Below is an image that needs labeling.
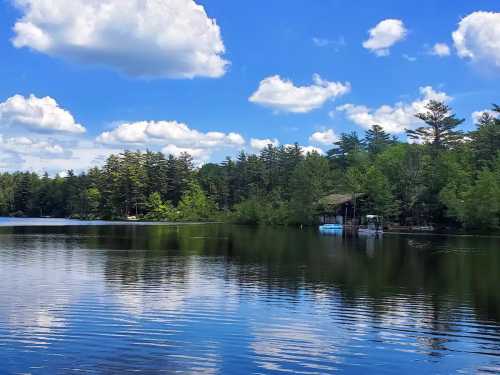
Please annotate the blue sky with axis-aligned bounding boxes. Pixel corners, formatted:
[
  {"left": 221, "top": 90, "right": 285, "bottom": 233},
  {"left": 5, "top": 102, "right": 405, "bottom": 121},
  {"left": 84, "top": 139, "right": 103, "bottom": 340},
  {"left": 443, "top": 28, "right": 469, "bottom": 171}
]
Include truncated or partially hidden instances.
[{"left": 0, "top": 0, "right": 498, "bottom": 173}]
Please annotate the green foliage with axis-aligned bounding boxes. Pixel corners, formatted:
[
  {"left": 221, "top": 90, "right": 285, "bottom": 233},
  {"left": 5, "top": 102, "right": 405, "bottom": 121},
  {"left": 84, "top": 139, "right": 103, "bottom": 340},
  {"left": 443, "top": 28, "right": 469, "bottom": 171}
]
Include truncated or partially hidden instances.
[
  {"left": 440, "top": 167, "right": 500, "bottom": 229},
  {"left": 407, "top": 100, "right": 464, "bottom": 150},
  {"left": 0, "top": 101, "right": 497, "bottom": 231},
  {"left": 177, "top": 181, "right": 217, "bottom": 222},
  {"left": 365, "top": 124, "right": 394, "bottom": 157},
  {"left": 289, "top": 152, "right": 332, "bottom": 224},
  {"left": 328, "top": 132, "right": 366, "bottom": 170},
  {"left": 374, "top": 144, "right": 426, "bottom": 223},
  {"left": 231, "top": 198, "right": 262, "bottom": 224},
  {"left": 464, "top": 169, "right": 500, "bottom": 229},
  {"left": 78, "top": 187, "right": 101, "bottom": 219},
  {"left": 439, "top": 183, "right": 469, "bottom": 224},
  {"left": 469, "top": 106, "right": 500, "bottom": 168},
  {"left": 362, "top": 167, "right": 399, "bottom": 219},
  {"left": 231, "top": 196, "right": 290, "bottom": 225},
  {"left": 144, "top": 192, "right": 175, "bottom": 221}
]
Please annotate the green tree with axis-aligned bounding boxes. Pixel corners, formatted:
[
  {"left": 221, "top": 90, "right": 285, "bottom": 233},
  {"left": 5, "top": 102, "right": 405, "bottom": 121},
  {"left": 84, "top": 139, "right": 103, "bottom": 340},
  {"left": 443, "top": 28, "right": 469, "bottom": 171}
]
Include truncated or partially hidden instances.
[
  {"left": 328, "top": 132, "right": 366, "bottom": 170},
  {"left": 232, "top": 198, "right": 265, "bottom": 225},
  {"left": 374, "top": 144, "right": 426, "bottom": 224},
  {"left": 144, "top": 192, "right": 175, "bottom": 221},
  {"left": 13, "top": 172, "right": 35, "bottom": 215},
  {"left": 289, "top": 152, "right": 332, "bottom": 224},
  {"left": 407, "top": 100, "right": 464, "bottom": 150},
  {"left": 364, "top": 125, "right": 394, "bottom": 157},
  {"left": 166, "top": 153, "right": 194, "bottom": 205},
  {"left": 464, "top": 169, "right": 500, "bottom": 229},
  {"left": 144, "top": 151, "right": 169, "bottom": 200},
  {"left": 82, "top": 187, "right": 101, "bottom": 218},
  {"left": 362, "top": 166, "right": 399, "bottom": 219},
  {"left": 177, "top": 181, "right": 216, "bottom": 221},
  {"left": 469, "top": 105, "right": 500, "bottom": 168}
]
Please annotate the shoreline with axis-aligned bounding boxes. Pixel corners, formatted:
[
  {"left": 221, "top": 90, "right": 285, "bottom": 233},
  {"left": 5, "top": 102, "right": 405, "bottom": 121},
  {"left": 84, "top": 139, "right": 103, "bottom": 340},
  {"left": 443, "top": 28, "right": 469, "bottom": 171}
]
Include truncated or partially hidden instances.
[{"left": 0, "top": 217, "right": 499, "bottom": 237}]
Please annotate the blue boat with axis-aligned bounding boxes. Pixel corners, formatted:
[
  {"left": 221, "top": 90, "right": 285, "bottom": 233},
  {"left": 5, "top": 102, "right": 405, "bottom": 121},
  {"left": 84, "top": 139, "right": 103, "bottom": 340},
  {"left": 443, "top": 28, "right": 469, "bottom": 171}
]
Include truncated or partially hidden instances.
[{"left": 319, "top": 223, "right": 343, "bottom": 233}]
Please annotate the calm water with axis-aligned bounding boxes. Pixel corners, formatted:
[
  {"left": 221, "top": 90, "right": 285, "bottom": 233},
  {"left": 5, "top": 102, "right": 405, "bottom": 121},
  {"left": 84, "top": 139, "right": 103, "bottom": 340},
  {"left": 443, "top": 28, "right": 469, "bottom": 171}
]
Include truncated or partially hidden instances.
[{"left": 0, "top": 219, "right": 499, "bottom": 374}]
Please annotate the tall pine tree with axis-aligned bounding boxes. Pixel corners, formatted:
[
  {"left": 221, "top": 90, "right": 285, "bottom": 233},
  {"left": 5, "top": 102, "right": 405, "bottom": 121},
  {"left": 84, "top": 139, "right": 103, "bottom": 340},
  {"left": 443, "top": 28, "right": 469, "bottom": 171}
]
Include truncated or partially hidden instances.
[{"left": 407, "top": 100, "right": 464, "bottom": 150}]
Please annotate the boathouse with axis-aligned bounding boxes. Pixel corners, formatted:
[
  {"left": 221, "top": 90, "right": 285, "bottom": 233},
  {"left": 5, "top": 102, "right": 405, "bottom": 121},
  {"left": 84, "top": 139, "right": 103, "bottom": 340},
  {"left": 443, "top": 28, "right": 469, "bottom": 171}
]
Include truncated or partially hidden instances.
[{"left": 316, "top": 193, "right": 365, "bottom": 225}]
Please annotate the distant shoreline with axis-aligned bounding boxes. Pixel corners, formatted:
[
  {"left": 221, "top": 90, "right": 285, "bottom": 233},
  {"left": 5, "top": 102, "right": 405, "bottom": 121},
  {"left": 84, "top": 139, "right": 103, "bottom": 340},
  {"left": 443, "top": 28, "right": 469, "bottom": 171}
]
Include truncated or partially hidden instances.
[
  {"left": 0, "top": 217, "right": 224, "bottom": 227},
  {"left": 0, "top": 217, "right": 499, "bottom": 237}
]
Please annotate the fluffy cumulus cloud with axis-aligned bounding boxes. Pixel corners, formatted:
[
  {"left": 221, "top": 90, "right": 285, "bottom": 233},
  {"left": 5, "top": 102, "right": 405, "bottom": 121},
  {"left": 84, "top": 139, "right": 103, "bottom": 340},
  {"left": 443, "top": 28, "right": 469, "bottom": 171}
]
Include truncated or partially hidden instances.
[
  {"left": 11, "top": 0, "right": 228, "bottom": 78},
  {"left": 97, "top": 120, "right": 245, "bottom": 162},
  {"left": 0, "top": 94, "right": 85, "bottom": 134},
  {"left": 431, "top": 43, "right": 451, "bottom": 57},
  {"left": 363, "top": 19, "right": 407, "bottom": 56},
  {"left": 0, "top": 93, "right": 111, "bottom": 173},
  {"left": 97, "top": 120, "right": 244, "bottom": 147},
  {"left": 250, "top": 138, "right": 279, "bottom": 150},
  {"left": 452, "top": 11, "right": 500, "bottom": 69},
  {"left": 0, "top": 132, "right": 121, "bottom": 174},
  {"left": 249, "top": 74, "right": 351, "bottom": 113},
  {"left": 309, "top": 129, "right": 338, "bottom": 145},
  {"left": 337, "top": 86, "right": 452, "bottom": 134},
  {"left": 13, "top": 142, "right": 121, "bottom": 175},
  {"left": 0, "top": 135, "right": 65, "bottom": 156}
]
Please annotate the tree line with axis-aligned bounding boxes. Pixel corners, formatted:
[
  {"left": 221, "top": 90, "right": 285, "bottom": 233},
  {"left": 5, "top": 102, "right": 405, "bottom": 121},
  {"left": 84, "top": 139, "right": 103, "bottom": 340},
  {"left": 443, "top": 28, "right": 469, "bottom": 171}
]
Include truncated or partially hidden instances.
[{"left": 0, "top": 101, "right": 498, "bottom": 229}]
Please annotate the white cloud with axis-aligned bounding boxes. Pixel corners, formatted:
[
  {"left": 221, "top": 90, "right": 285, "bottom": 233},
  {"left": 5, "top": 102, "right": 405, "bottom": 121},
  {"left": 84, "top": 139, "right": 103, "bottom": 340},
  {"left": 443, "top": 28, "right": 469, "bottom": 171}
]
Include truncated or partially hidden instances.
[
  {"left": 161, "top": 144, "right": 208, "bottom": 161},
  {"left": 431, "top": 43, "right": 451, "bottom": 57},
  {"left": 0, "top": 94, "right": 85, "bottom": 134},
  {"left": 97, "top": 120, "right": 244, "bottom": 148},
  {"left": 0, "top": 94, "right": 115, "bottom": 173},
  {"left": 249, "top": 139, "right": 325, "bottom": 155},
  {"left": 337, "top": 86, "right": 452, "bottom": 134},
  {"left": 309, "top": 129, "right": 339, "bottom": 145},
  {"left": 97, "top": 120, "right": 245, "bottom": 163},
  {"left": 249, "top": 74, "right": 351, "bottom": 113},
  {"left": 452, "top": 11, "right": 500, "bottom": 69},
  {"left": 274, "top": 144, "right": 326, "bottom": 155},
  {"left": 12, "top": 0, "right": 228, "bottom": 79},
  {"left": 300, "top": 146, "right": 325, "bottom": 155},
  {"left": 18, "top": 144, "right": 119, "bottom": 173},
  {"left": 282, "top": 144, "right": 325, "bottom": 155},
  {"left": 472, "top": 109, "right": 499, "bottom": 124},
  {"left": 0, "top": 135, "right": 65, "bottom": 156},
  {"left": 363, "top": 19, "right": 407, "bottom": 56},
  {"left": 250, "top": 138, "right": 279, "bottom": 150},
  {"left": 0, "top": 135, "right": 121, "bottom": 174}
]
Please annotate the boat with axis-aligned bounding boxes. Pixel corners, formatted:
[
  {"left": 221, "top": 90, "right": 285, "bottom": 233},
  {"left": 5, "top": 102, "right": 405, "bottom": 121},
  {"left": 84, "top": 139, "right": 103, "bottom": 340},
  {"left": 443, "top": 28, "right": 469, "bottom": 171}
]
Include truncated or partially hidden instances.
[
  {"left": 358, "top": 215, "right": 383, "bottom": 235},
  {"left": 319, "top": 223, "right": 343, "bottom": 233}
]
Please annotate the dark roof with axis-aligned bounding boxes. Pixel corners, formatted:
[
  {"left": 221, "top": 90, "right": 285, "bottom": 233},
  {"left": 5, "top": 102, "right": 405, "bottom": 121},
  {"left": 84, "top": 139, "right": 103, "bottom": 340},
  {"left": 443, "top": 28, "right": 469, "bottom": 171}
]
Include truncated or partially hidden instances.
[{"left": 317, "top": 193, "right": 365, "bottom": 210}]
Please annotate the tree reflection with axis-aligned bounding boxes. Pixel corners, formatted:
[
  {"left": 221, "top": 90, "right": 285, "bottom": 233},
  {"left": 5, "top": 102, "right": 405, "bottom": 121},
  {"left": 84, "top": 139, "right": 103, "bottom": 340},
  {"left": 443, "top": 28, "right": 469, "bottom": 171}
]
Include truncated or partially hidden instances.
[{"left": 46, "top": 224, "right": 500, "bottom": 323}]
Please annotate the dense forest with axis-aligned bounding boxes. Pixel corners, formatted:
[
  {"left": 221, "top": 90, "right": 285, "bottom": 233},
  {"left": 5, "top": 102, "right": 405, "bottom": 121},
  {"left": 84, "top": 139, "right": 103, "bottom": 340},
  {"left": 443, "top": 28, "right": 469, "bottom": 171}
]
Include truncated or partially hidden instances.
[{"left": 0, "top": 101, "right": 499, "bottom": 230}]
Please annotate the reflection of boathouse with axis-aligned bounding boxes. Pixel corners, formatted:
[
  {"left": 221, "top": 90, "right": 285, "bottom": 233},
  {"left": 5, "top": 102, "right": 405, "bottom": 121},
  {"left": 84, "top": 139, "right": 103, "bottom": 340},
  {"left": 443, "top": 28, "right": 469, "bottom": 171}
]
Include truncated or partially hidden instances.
[{"left": 317, "top": 193, "right": 364, "bottom": 225}]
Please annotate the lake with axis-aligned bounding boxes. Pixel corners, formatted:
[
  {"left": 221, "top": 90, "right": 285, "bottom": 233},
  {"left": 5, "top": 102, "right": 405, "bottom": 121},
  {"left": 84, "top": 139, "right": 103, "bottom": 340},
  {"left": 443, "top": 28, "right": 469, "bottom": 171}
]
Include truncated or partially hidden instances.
[{"left": 0, "top": 219, "right": 499, "bottom": 374}]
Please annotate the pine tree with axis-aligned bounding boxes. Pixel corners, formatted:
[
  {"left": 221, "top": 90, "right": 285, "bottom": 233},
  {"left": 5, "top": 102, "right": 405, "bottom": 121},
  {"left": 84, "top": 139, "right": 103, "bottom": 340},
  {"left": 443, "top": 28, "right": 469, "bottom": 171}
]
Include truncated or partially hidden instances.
[
  {"left": 407, "top": 100, "right": 464, "bottom": 150},
  {"left": 470, "top": 105, "right": 500, "bottom": 168},
  {"left": 13, "top": 173, "right": 34, "bottom": 215},
  {"left": 365, "top": 124, "right": 393, "bottom": 156},
  {"left": 327, "top": 132, "right": 365, "bottom": 170}
]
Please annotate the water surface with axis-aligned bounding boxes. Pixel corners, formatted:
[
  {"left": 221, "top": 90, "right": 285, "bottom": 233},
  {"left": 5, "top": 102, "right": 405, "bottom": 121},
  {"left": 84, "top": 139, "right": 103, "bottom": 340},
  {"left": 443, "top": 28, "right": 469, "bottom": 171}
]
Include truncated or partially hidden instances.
[{"left": 0, "top": 220, "right": 499, "bottom": 374}]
